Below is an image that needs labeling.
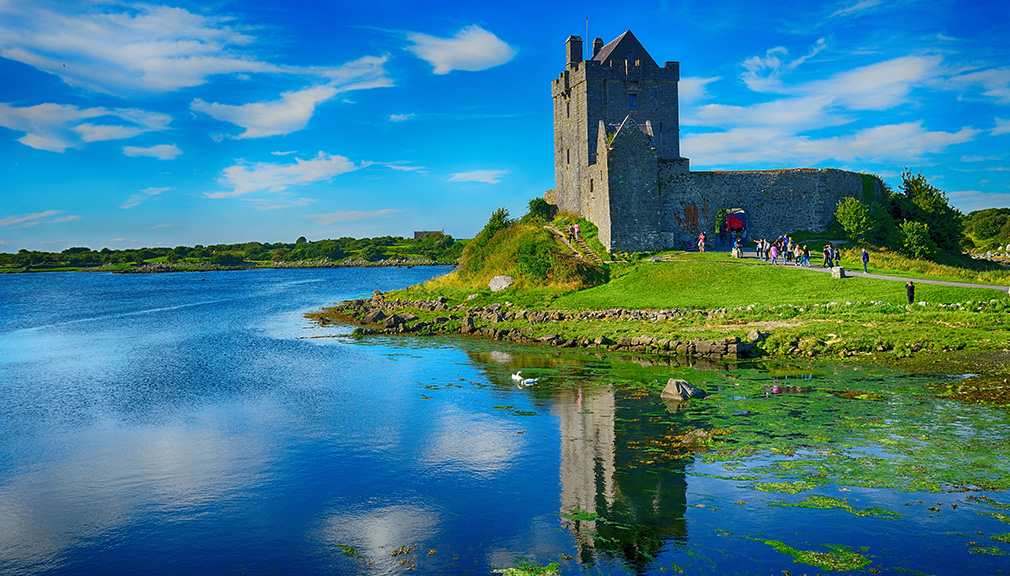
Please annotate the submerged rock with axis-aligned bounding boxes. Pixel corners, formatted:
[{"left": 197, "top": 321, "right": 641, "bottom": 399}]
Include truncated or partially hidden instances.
[{"left": 661, "top": 378, "right": 707, "bottom": 402}]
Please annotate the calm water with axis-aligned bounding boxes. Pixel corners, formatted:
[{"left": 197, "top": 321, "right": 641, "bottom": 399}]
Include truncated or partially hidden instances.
[{"left": 2, "top": 268, "right": 1009, "bottom": 575}]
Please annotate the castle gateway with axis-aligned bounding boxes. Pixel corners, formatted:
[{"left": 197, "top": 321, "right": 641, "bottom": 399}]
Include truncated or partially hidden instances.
[{"left": 545, "top": 31, "right": 883, "bottom": 253}]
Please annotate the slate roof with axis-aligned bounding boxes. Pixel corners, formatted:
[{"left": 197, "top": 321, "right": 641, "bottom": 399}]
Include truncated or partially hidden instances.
[{"left": 591, "top": 30, "right": 657, "bottom": 67}]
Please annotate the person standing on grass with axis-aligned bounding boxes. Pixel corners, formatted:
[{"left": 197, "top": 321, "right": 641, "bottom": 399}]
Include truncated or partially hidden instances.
[
  {"left": 698, "top": 231, "right": 706, "bottom": 252},
  {"left": 906, "top": 281, "right": 915, "bottom": 305},
  {"left": 770, "top": 244, "right": 779, "bottom": 265},
  {"left": 861, "top": 249, "right": 869, "bottom": 273}
]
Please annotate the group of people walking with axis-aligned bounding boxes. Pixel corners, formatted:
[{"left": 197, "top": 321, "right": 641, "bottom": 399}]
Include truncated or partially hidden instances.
[{"left": 751, "top": 235, "right": 823, "bottom": 267}]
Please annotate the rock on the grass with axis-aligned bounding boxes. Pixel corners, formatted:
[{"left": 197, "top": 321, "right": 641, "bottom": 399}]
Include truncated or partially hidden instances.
[
  {"left": 661, "top": 379, "right": 707, "bottom": 402},
  {"left": 488, "top": 275, "right": 514, "bottom": 292}
]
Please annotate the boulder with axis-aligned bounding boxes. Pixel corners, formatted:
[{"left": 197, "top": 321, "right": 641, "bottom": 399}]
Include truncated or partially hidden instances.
[
  {"left": 831, "top": 266, "right": 846, "bottom": 278},
  {"left": 660, "top": 379, "right": 707, "bottom": 402},
  {"left": 488, "top": 275, "right": 514, "bottom": 292}
]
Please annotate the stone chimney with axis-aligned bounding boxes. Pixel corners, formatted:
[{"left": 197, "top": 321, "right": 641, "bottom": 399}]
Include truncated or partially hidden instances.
[
  {"left": 566, "top": 35, "right": 583, "bottom": 66},
  {"left": 593, "top": 37, "right": 604, "bottom": 58}
]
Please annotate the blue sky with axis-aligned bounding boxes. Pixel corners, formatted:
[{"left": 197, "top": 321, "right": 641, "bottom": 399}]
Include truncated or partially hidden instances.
[{"left": 1, "top": 0, "right": 1008, "bottom": 251}]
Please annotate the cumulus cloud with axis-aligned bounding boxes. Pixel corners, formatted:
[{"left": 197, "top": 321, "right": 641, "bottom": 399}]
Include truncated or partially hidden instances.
[
  {"left": 0, "top": 210, "right": 77, "bottom": 228},
  {"left": 207, "top": 152, "right": 360, "bottom": 199},
  {"left": 678, "top": 76, "right": 720, "bottom": 110},
  {"left": 0, "top": 103, "right": 170, "bottom": 152},
  {"left": 449, "top": 169, "right": 506, "bottom": 184},
  {"left": 191, "top": 56, "right": 391, "bottom": 138},
  {"left": 123, "top": 144, "right": 182, "bottom": 160},
  {"left": 306, "top": 209, "right": 399, "bottom": 226},
  {"left": 407, "top": 25, "right": 515, "bottom": 74}
]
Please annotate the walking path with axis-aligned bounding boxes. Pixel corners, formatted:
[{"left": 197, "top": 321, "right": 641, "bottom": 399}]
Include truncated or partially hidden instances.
[
  {"left": 732, "top": 247, "right": 1009, "bottom": 294},
  {"left": 545, "top": 225, "right": 603, "bottom": 265}
]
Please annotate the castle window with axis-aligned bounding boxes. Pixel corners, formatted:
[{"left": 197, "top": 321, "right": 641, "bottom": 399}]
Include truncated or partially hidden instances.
[
  {"left": 566, "top": 148, "right": 570, "bottom": 164},
  {"left": 590, "top": 179, "right": 594, "bottom": 194},
  {"left": 628, "top": 93, "right": 637, "bottom": 109},
  {"left": 566, "top": 101, "right": 570, "bottom": 118}
]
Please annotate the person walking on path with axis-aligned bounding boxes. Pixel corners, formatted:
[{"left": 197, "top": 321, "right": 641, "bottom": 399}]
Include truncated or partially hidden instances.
[
  {"left": 770, "top": 244, "right": 779, "bottom": 265},
  {"left": 906, "top": 281, "right": 915, "bottom": 305},
  {"left": 573, "top": 223, "right": 580, "bottom": 241},
  {"left": 861, "top": 249, "right": 870, "bottom": 273},
  {"left": 822, "top": 245, "right": 831, "bottom": 267},
  {"left": 802, "top": 245, "right": 810, "bottom": 266}
]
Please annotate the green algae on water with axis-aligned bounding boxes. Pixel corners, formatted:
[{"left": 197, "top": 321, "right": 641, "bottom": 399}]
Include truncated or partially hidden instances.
[
  {"left": 746, "top": 537, "right": 872, "bottom": 571},
  {"left": 751, "top": 480, "right": 820, "bottom": 494},
  {"left": 770, "top": 495, "right": 902, "bottom": 518}
]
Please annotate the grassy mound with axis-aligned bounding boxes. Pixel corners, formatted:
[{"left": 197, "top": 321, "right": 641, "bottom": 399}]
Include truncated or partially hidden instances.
[{"left": 395, "top": 220, "right": 606, "bottom": 303}]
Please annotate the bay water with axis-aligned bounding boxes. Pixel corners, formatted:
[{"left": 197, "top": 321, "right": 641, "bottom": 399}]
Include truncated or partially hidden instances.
[{"left": 2, "top": 268, "right": 1009, "bottom": 575}]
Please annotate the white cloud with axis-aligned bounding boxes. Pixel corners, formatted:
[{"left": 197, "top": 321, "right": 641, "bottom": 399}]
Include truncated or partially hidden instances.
[
  {"left": 948, "top": 191, "right": 1010, "bottom": 213},
  {"left": 306, "top": 209, "right": 399, "bottom": 226},
  {"left": 449, "top": 169, "right": 506, "bottom": 184},
  {"left": 948, "top": 67, "right": 1010, "bottom": 104},
  {"left": 192, "top": 85, "right": 337, "bottom": 139},
  {"left": 0, "top": 2, "right": 278, "bottom": 94},
  {"left": 683, "top": 121, "right": 979, "bottom": 167},
  {"left": 829, "top": 0, "right": 883, "bottom": 19},
  {"left": 741, "top": 39, "right": 826, "bottom": 93},
  {"left": 388, "top": 113, "right": 414, "bottom": 122},
  {"left": 407, "top": 25, "right": 515, "bottom": 74},
  {"left": 0, "top": 102, "right": 170, "bottom": 152},
  {"left": 993, "top": 118, "right": 1010, "bottom": 136},
  {"left": 271, "top": 150, "right": 297, "bottom": 156},
  {"left": 811, "top": 55, "right": 942, "bottom": 110},
  {"left": 678, "top": 76, "right": 720, "bottom": 109},
  {"left": 123, "top": 144, "right": 182, "bottom": 160},
  {"left": 191, "top": 56, "right": 390, "bottom": 138},
  {"left": 686, "top": 95, "right": 846, "bottom": 130},
  {"left": 207, "top": 152, "right": 360, "bottom": 199},
  {"left": 121, "top": 187, "right": 170, "bottom": 209},
  {"left": 0, "top": 210, "right": 75, "bottom": 228}
]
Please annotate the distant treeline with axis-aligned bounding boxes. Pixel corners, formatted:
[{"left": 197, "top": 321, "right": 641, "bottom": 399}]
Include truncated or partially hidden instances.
[
  {"left": 963, "top": 208, "right": 1010, "bottom": 251},
  {"left": 0, "top": 233, "right": 466, "bottom": 271}
]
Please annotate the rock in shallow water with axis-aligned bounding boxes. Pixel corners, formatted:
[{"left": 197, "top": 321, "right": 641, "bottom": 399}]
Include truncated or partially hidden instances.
[{"left": 661, "top": 378, "right": 707, "bottom": 401}]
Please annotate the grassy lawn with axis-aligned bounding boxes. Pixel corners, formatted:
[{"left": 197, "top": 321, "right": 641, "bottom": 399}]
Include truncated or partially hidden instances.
[{"left": 554, "top": 252, "right": 1006, "bottom": 310}]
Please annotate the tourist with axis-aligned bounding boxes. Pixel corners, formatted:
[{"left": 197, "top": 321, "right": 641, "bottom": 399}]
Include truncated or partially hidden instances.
[
  {"left": 906, "top": 281, "right": 915, "bottom": 305},
  {"left": 698, "top": 231, "right": 706, "bottom": 252},
  {"left": 770, "top": 244, "right": 779, "bottom": 265},
  {"left": 793, "top": 243, "right": 802, "bottom": 266},
  {"left": 786, "top": 237, "right": 793, "bottom": 263},
  {"left": 802, "top": 245, "right": 810, "bottom": 266},
  {"left": 574, "top": 223, "right": 581, "bottom": 241},
  {"left": 835, "top": 248, "right": 841, "bottom": 267},
  {"left": 822, "top": 245, "right": 831, "bottom": 267},
  {"left": 861, "top": 248, "right": 869, "bottom": 273}
]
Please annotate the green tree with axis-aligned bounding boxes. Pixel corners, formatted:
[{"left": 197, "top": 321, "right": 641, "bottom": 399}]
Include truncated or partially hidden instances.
[
  {"left": 834, "top": 197, "right": 872, "bottom": 240},
  {"left": 899, "top": 220, "right": 938, "bottom": 260},
  {"left": 526, "top": 197, "right": 553, "bottom": 221},
  {"left": 360, "top": 245, "right": 384, "bottom": 261},
  {"left": 892, "top": 169, "right": 964, "bottom": 253}
]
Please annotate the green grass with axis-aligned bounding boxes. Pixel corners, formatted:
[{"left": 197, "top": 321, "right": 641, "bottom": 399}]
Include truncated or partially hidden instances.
[
  {"left": 554, "top": 252, "right": 1004, "bottom": 310},
  {"left": 838, "top": 245, "right": 1010, "bottom": 286}
]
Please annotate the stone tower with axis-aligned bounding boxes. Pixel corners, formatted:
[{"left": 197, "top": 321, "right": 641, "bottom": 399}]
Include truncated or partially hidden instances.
[
  {"left": 547, "top": 31, "right": 881, "bottom": 253},
  {"left": 549, "top": 31, "right": 688, "bottom": 251}
]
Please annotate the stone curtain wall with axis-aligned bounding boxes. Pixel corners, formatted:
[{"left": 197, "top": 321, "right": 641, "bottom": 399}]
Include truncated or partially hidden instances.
[{"left": 654, "top": 167, "right": 883, "bottom": 246}]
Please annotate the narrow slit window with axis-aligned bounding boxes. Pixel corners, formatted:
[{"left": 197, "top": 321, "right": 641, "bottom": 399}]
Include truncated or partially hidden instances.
[{"left": 628, "top": 93, "right": 637, "bottom": 109}]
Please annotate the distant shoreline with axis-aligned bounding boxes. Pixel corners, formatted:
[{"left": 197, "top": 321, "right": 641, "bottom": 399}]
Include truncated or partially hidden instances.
[{"left": 1, "top": 260, "right": 457, "bottom": 274}]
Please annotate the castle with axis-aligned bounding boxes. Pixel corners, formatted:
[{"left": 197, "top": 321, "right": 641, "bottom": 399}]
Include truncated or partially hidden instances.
[{"left": 545, "top": 31, "right": 883, "bottom": 253}]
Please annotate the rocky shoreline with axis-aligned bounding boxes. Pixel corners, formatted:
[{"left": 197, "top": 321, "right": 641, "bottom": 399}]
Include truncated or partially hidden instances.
[{"left": 316, "top": 292, "right": 763, "bottom": 362}]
